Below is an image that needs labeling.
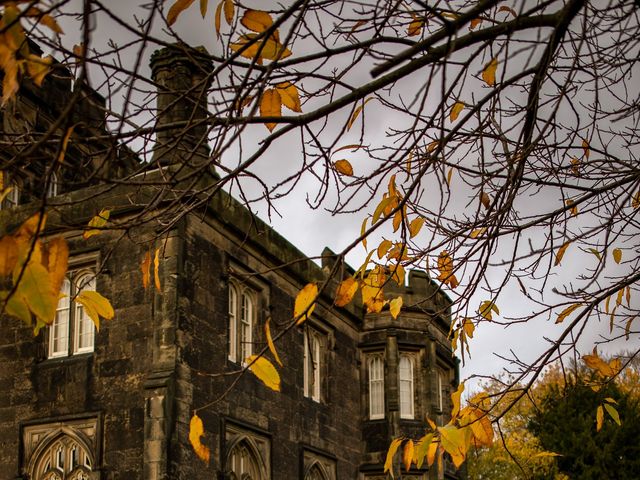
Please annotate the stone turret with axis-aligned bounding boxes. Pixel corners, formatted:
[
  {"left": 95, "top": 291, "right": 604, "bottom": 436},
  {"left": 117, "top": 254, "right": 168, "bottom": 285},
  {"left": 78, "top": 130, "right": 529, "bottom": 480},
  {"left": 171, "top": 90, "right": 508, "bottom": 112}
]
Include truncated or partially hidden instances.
[{"left": 150, "top": 44, "right": 213, "bottom": 168}]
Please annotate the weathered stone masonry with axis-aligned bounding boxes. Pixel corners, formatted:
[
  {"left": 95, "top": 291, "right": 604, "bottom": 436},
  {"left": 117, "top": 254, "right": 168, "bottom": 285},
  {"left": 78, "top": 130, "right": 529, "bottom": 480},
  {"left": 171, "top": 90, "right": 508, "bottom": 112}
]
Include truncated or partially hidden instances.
[{"left": 0, "top": 44, "right": 461, "bottom": 480}]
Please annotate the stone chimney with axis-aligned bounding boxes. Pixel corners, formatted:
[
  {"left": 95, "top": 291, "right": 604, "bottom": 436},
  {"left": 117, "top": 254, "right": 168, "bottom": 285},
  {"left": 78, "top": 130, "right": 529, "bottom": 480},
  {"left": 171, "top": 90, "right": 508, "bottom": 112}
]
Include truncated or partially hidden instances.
[{"left": 150, "top": 44, "right": 213, "bottom": 167}]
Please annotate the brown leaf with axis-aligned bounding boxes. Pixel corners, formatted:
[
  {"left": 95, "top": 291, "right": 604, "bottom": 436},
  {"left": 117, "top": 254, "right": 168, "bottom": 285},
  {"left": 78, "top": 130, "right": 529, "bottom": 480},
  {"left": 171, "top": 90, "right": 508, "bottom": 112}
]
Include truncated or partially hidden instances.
[
  {"left": 0, "top": 236, "right": 18, "bottom": 276},
  {"left": 612, "top": 248, "right": 622, "bottom": 264},
  {"left": 408, "top": 19, "right": 423, "bottom": 36},
  {"left": 260, "top": 89, "right": 281, "bottom": 132},
  {"left": 482, "top": 58, "right": 498, "bottom": 86},
  {"left": 480, "top": 192, "right": 490, "bottom": 210},
  {"left": 498, "top": 5, "right": 517, "bottom": 17},
  {"left": 200, "top": 0, "right": 208, "bottom": 17},
  {"left": 582, "top": 138, "right": 590, "bottom": 159},
  {"left": 25, "top": 8, "right": 64, "bottom": 34},
  {"left": 215, "top": 1, "right": 223, "bottom": 35}
]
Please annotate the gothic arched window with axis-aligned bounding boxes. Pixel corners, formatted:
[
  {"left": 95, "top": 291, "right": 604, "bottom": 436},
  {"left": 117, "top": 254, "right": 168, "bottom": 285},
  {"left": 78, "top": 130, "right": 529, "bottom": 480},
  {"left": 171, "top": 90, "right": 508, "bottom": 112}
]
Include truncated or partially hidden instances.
[
  {"left": 227, "top": 439, "right": 264, "bottom": 480},
  {"left": 30, "top": 433, "right": 93, "bottom": 480},
  {"left": 304, "top": 462, "right": 330, "bottom": 480}
]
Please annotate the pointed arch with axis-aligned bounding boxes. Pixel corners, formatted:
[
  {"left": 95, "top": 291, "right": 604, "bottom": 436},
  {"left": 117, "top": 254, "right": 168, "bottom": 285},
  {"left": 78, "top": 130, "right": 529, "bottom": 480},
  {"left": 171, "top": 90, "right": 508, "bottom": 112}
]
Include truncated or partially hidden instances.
[
  {"left": 27, "top": 427, "right": 95, "bottom": 480},
  {"left": 226, "top": 435, "right": 267, "bottom": 480},
  {"left": 304, "top": 460, "right": 330, "bottom": 480}
]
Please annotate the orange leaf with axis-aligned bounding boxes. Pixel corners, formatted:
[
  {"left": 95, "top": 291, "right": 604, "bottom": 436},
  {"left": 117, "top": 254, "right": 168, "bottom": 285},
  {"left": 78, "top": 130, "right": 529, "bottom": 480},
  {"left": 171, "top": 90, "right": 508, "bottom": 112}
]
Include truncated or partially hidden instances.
[
  {"left": 223, "top": 0, "right": 234, "bottom": 24},
  {"left": 347, "top": 97, "right": 373, "bottom": 131},
  {"left": 0, "top": 235, "right": 18, "bottom": 276},
  {"left": 334, "top": 159, "right": 353, "bottom": 176},
  {"left": 276, "top": 81, "right": 302, "bottom": 112},
  {"left": 498, "top": 5, "right": 517, "bottom": 17},
  {"left": 450, "top": 101, "right": 464, "bottom": 122},
  {"left": 335, "top": 277, "right": 358, "bottom": 307},
  {"left": 189, "top": 414, "right": 210, "bottom": 463},
  {"left": 241, "top": 9, "right": 273, "bottom": 33},
  {"left": 408, "top": 217, "right": 424, "bottom": 238},
  {"left": 469, "top": 18, "right": 482, "bottom": 29},
  {"left": 554, "top": 241, "right": 570, "bottom": 266},
  {"left": 260, "top": 89, "right": 281, "bottom": 132},
  {"left": 167, "top": 0, "right": 196, "bottom": 26},
  {"left": 403, "top": 439, "right": 414, "bottom": 472},
  {"left": 141, "top": 251, "right": 151, "bottom": 289},
  {"left": 556, "top": 303, "right": 581, "bottom": 324},
  {"left": 482, "top": 58, "right": 498, "bottom": 86},
  {"left": 200, "top": 0, "right": 208, "bottom": 17},
  {"left": 596, "top": 405, "right": 604, "bottom": 432},
  {"left": 154, "top": 248, "right": 161, "bottom": 291}
]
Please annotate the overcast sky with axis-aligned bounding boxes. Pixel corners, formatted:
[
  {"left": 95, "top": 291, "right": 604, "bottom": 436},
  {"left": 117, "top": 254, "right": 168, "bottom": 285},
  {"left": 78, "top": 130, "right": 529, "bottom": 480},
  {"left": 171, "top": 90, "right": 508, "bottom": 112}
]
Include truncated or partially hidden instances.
[{"left": 49, "top": 0, "right": 639, "bottom": 391}]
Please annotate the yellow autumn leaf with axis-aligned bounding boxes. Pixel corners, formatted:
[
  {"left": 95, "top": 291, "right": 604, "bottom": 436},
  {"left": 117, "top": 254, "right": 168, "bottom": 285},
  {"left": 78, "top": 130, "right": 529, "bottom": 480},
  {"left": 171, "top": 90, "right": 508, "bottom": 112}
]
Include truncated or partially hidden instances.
[
  {"left": 1, "top": 289, "right": 31, "bottom": 326},
  {"left": 408, "top": 217, "right": 424, "bottom": 238},
  {"left": 167, "top": 0, "right": 196, "bottom": 26},
  {"left": 612, "top": 248, "right": 622, "bottom": 264},
  {"left": 361, "top": 267, "right": 386, "bottom": 313},
  {"left": 189, "top": 414, "right": 211, "bottom": 463},
  {"left": 276, "top": 81, "right": 302, "bottom": 112},
  {"left": 389, "top": 296, "right": 402, "bottom": 320},
  {"left": 446, "top": 167, "right": 453, "bottom": 186},
  {"left": 259, "top": 88, "right": 282, "bottom": 132},
  {"left": 632, "top": 190, "right": 640, "bottom": 210},
  {"left": 596, "top": 405, "right": 604, "bottom": 431},
  {"left": 83, "top": 208, "right": 110, "bottom": 240},
  {"left": 390, "top": 262, "right": 405, "bottom": 286},
  {"left": 438, "top": 425, "right": 468, "bottom": 468},
  {"left": 384, "top": 438, "right": 403, "bottom": 478},
  {"left": 470, "top": 227, "right": 487, "bottom": 238},
  {"left": 241, "top": 9, "right": 273, "bottom": 33},
  {"left": 0, "top": 236, "right": 18, "bottom": 276},
  {"left": 376, "top": 239, "right": 392, "bottom": 260},
  {"left": 403, "top": 439, "right": 414, "bottom": 472},
  {"left": 414, "top": 433, "right": 433, "bottom": 469},
  {"left": 154, "top": 248, "right": 161, "bottom": 291},
  {"left": 604, "top": 403, "right": 621, "bottom": 425},
  {"left": 450, "top": 381, "right": 465, "bottom": 420},
  {"left": 583, "top": 350, "right": 617, "bottom": 377},
  {"left": 360, "top": 216, "right": 368, "bottom": 250},
  {"left": 335, "top": 277, "right": 358, "bottom": 307},
  {"left": 75, "top": 290, "right": 115, "bottom": 330},
  {"left": 223, "top": 0, "right": 234, "bottom": 23},
  {"left": 141, "top": 251, "right": 151, "bottom": 289},
  {"left": 482, "top": 58, "right": 498, "bottom": 86},
  {"left": 14, "top": 260, "right": 58, "bottom": 325},
  {"left": 265, "top": 317, "right": 283, "bottom": 366},
  {"left": 334, "top": 159, "right": 353, "bottom": 176},
  {"left": 294, "top": 283, "right": 317, "bottom": 324},
  {"left": 463, "top": 318, "right": 475, "bottom": 338},
  {"left": 230, "top": 33, "right": 292, "bottom": 63},
  {"left": 556, "top": 303, "right": 581, "bottom": 324},
  {"left": 554, "top": 241, "right": 570, "bottom": 266},
  {"left": 426, "top": 439, "right": 439, "bottom": 467},
  {"left": 392, "top": 210, "right": 403, "bottom": 233},
  {"left": 246, "top": 355, "right": 281, "bottom": 391},
  {"left": 450, "top": 101, "right": 464, "bottom": 122},
  {"left": 478, "top": 300, "right": 499, "bottom": 321}
]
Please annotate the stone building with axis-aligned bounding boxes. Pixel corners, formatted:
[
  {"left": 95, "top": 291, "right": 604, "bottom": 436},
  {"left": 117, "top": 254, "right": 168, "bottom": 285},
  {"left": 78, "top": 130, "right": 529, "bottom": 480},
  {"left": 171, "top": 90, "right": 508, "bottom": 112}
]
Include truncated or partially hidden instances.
[{"left": 0, "top": 45, "right": 461, "bottom": 479}]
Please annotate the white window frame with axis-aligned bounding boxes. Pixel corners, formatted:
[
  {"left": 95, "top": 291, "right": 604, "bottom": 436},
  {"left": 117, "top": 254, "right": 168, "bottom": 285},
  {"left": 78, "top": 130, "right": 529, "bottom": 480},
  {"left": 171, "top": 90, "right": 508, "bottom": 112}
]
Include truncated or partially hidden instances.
[
  {"left": 228, "top": 279, "right": 256, "bottom": 364},
  {"left": 399, "top": 354, "right": 415, "bottom": 419},
  {"left": 437, "top": 370, "right": 445, "bottom": 412},
  {"left": 48, "top": 270, "right": 96, "bottom": 358},
  {"left": 368, "top": 354, "right": 385, "bottom": 420},
  {"left": 303, "top": 328, "right": 322, "bottom": 402}
]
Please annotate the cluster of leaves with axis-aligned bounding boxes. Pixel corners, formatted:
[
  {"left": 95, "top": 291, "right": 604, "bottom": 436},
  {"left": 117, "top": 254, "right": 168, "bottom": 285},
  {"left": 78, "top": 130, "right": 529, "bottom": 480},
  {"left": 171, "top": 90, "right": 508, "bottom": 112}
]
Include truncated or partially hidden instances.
[
  {"left": 384, "top": 382, "right": 493, "bottom": 477},
  {"left": 0, "top": 213, "right": 113, "bottom": 333}
]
